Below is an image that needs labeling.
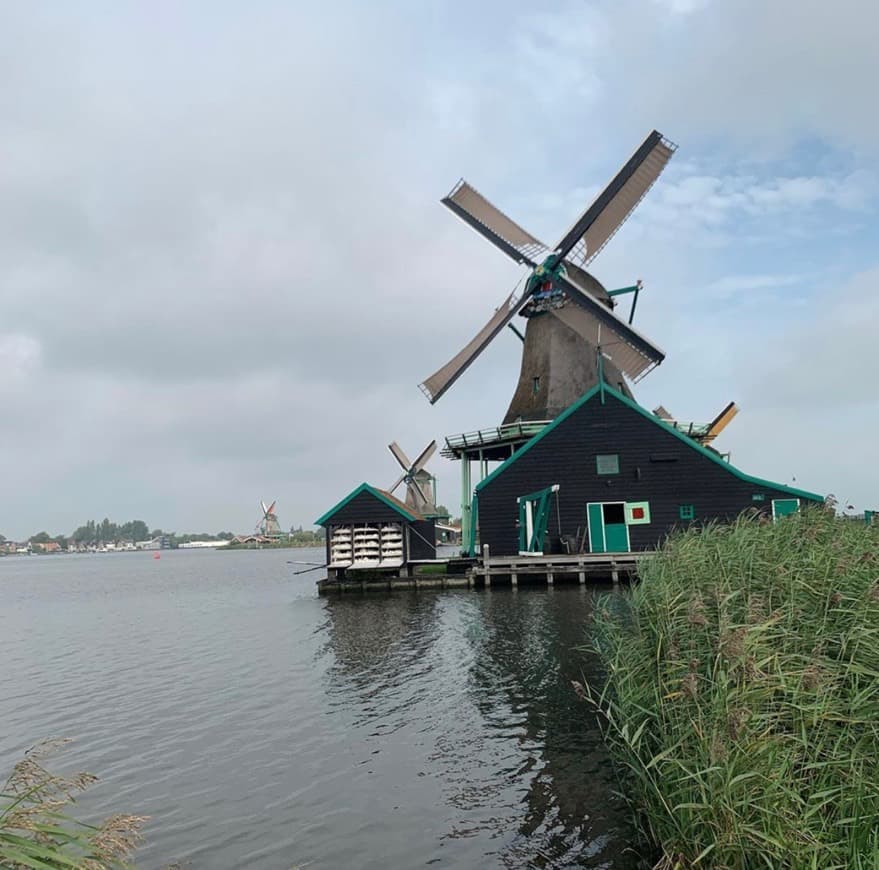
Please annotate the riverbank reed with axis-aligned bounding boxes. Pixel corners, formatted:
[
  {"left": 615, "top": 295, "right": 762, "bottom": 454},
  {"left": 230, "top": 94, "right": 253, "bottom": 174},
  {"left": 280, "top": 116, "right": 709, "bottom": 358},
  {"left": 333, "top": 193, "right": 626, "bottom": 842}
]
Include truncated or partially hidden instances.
[
  {"left": 1, "top": 739, "right": 145, "bottom": 869},
  {"left": 587, "top": 509, "right": 879, "bottom": 868}
]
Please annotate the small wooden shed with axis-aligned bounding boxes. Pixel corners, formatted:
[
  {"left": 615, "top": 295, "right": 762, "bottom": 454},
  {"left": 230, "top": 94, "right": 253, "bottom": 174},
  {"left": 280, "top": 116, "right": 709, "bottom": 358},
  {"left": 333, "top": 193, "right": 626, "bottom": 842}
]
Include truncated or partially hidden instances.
[{"left": 315, "top": 483, "right": 436, "bottom": 579}]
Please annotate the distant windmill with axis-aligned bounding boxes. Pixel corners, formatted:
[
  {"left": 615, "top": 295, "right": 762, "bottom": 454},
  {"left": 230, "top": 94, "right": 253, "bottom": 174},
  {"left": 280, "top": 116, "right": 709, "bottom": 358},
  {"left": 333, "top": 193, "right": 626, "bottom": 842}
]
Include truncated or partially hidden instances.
[
  {"left": 420, "top": 129, "right": 677, "bottom": 423},
  {"left": 388, "top": 440, "right": 438, "bottom": 515},
  {"left": 256, "top": 500, "right": 282, "bottom": 537}
]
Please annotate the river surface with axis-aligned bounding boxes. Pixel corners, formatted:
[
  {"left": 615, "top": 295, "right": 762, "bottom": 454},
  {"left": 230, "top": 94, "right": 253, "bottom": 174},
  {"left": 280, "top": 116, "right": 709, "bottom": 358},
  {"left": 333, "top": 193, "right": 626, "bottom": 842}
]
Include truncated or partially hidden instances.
[{"left": 0, "top": 549, "right": 640, "bottom": 869}]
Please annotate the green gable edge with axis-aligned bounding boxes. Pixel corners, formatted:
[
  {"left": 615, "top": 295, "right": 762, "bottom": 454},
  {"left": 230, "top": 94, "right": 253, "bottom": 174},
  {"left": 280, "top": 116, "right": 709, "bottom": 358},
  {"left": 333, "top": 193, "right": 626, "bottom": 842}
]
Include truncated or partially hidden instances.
[
  {"left": 474, "top": 383, "right": 824, "bottom": 503},
  {"left": 315, "top": 482, "right": 418, "bottom": 526}
]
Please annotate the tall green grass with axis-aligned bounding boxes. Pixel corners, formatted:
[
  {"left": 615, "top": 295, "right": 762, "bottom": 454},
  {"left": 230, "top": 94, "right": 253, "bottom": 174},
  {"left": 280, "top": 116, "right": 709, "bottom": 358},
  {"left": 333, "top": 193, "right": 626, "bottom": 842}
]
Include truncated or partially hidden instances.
[
  {"left": 1, "top": 739, "right": 144, "bottom": 869},
  {"left": 586, "top": 509, "right": 879, "bottom": 868}
]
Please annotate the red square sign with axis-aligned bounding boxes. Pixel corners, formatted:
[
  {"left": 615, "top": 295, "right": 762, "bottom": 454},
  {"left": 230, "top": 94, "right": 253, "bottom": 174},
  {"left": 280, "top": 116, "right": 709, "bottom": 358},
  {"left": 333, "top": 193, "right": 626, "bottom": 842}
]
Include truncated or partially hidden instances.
[{"left": 632, "top": 507, "right": 645, "bottom": 520}]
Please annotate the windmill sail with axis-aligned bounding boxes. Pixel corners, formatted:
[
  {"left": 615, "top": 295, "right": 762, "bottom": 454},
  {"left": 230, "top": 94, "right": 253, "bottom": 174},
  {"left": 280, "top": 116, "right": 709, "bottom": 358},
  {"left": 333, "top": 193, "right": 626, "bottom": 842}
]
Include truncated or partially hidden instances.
[
  {"left": 551, "top": 272, "right": 665, "bottom": 381},
  {"left": 442, "top": 180, "right": 550, "bottom": 267},
  {"left": 555, "top": 131, "right": 676, "bottom": 266},
  {"left": 388, "top": 441, "right": 411, "bottom": 471},
  {"left": 705, "top": 401, "right": 739, "bottom": 440},
  {"left": 419, "top": 287, "right": 527, "bottom": 403},
  {"left": 387, "top": 440, "right": 438, "bottom": 514},
  {"left": 411, "top": 440, "right": 437, "bottom": 471}
]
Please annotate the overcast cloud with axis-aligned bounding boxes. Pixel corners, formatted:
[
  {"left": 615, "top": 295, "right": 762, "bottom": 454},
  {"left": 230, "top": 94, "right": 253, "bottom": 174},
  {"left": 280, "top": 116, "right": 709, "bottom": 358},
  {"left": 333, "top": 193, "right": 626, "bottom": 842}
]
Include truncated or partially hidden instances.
[{"left": 1, "top": 0, "right": 877, "bottom": 538}]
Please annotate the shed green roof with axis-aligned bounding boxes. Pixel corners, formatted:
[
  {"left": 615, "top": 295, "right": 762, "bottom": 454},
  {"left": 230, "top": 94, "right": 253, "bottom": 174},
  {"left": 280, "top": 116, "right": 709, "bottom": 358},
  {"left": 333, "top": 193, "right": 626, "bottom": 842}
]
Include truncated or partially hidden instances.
[
  {"left": 475, "top": 382, "right": 824, "bottom": 503},
  {"left": 315, "top": 482, "right": 422, "bottom": 526}
]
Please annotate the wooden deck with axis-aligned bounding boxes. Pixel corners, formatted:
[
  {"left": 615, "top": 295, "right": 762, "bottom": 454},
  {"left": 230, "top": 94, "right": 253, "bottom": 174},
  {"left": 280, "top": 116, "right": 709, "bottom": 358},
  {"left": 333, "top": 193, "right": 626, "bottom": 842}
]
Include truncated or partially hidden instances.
[
  {"left": 317, "top": 574, "right": 472, "bottom": 593},
  {"left": 473, "top": 549, "right": 645, "bottom": 585},
  {"left": 317, "top": 549, "right": 650, "bottom": 593}
]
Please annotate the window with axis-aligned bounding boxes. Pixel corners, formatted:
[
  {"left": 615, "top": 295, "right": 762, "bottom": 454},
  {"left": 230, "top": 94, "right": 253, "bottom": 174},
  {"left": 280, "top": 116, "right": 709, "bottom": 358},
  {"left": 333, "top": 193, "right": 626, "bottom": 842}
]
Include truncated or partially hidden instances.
[
  {"left": 596, "top": 454, "right": 619, "bottom": 475},
  {"left": 532, "top": 376, "right": 540, "bottom": 395},
  {"left": 752, "top": 493, "right": 765, "bottom": 502},
  {"left": 679, "top": 504, "right": 695, "bottom": 520}
]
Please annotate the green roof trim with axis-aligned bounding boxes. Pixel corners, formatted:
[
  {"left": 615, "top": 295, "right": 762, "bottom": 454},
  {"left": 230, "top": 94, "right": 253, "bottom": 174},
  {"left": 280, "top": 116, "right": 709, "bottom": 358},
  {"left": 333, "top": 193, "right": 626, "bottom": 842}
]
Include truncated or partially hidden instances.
[
  {"left": 315, "top": 482, "right": 419, "bottom": 526},
  {"left": 475, "top": 383, "right": 824, "bottom": 503}
]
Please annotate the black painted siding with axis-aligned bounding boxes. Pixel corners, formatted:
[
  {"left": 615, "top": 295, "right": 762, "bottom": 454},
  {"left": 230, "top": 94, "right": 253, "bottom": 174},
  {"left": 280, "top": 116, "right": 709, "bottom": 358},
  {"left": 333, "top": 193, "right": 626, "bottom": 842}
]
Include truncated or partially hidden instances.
[
  {"left": 477, "top": 392, "right": 821, "bottom": 556},
  {"left": 320, "top": 490, "right": 436, "bottom": 564},
  {"left": 408, "top": 519, "right": 437, "bottom": 560},
  {"left": 322, "top": 490, "right": 412, "bottom": 525}
]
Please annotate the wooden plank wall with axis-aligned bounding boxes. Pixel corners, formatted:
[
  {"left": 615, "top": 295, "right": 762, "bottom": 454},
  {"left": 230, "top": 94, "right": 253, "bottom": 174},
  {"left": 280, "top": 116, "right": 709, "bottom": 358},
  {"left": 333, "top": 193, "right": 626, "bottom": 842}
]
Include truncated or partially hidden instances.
[{"left": 478, "top": 393, "right": 819, "bottom": 556}]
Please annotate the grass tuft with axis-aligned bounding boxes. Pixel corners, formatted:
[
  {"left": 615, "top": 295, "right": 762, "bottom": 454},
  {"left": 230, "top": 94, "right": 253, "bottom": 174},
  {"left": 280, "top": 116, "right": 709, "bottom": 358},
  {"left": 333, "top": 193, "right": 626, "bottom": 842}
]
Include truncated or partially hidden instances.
[
  {"left": 1, "top": 739, "right": 145, "bottom": 869},
  {"left": 586, "top": 508, "right": 879, "bottom": 868}
]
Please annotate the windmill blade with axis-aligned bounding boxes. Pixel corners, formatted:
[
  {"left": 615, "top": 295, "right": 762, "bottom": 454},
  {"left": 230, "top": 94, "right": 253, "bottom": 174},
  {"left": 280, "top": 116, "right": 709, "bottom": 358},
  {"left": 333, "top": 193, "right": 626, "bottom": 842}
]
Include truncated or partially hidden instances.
[
  {"left": 388, "top": 441, "right": 412, "bottom": 472},
  {"left": 419, "top": 286, "right": 527, "bottom": 403},
  {"left": 551, "top": 272, "right": 665, "bottom": 381},
  {"left": 411, "top": 440, "right": 437, "bottom": 473},
  {"left": 388, "top": 473, "right": 407, "bottom": 494},
  {"left": 266, "top": 501, "right": 276, "bottom": 515},
  {"left": 555, "top": 130, "right": 676, "bottom": 265},
  {"left": 261, "top": 500, "right": 268, "bottom": 516},
  {"left": 442, "top": 179, "right": 550, "bottom": 267},
  {"left": 705, "top": 401, "right": 739, "bottom": 439}
]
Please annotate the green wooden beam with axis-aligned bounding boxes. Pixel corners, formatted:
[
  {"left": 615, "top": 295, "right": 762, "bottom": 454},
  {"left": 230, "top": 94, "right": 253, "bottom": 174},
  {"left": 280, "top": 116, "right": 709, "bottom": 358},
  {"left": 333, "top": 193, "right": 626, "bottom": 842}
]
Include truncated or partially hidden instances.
[{"left": 607, "top": 283, "right": 642, "bottom": 324}]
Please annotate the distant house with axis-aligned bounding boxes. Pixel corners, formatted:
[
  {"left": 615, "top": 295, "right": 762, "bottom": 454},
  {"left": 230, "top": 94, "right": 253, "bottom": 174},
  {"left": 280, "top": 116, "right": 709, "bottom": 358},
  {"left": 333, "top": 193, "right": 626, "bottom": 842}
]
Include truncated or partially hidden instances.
[
  {"left": 32, "top": 541, "right": 62, "bottom": 554},
  {"left": 229, "top": 534, "right": 272, "bottom": 545},
  {"left": 135, "top": 536, "right": 170, "bottom": 550}
]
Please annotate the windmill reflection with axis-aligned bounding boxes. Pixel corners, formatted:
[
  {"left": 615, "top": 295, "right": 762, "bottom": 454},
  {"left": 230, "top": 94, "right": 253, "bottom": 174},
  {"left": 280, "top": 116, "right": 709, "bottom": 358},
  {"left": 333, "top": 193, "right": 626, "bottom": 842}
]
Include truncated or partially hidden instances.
[{"left": 459, "top": 587, "right": 638, "bottom": 868}]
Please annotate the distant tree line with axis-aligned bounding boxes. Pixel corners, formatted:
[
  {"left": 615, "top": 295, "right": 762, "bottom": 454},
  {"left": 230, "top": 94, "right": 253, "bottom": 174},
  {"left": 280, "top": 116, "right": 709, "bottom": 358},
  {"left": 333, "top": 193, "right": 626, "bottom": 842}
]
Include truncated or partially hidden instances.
[
  {"left": 288, "top": 527, "right": 325, "bottom": 546},
  {"left": 70, "top": 519, "right": 153, "bottom": 544},
  {"left": 1, "top": 519, "right": 239, "bottom": 548},
  {"left": 2, "top": 518, "right": 325, "bottom": 549}
]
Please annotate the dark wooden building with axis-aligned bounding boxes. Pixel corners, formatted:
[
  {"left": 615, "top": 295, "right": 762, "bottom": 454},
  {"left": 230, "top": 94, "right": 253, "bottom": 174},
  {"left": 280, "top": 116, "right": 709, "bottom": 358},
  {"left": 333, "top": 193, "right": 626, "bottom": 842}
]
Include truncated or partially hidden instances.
[
  {"left": 474, "top": 383, "right": 823, "bottom": 556},
  {"left": 316, "top": 483, "right": 436, "bottom": 579}
]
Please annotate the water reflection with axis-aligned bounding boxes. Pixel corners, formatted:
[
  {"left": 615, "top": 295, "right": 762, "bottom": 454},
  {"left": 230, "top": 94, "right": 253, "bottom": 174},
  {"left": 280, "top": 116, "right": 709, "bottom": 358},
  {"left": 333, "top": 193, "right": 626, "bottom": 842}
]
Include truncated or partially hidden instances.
[
  {"left": 1, "top": 553, "right": 638, "bottom": 869},
  {"left": 319, "top": 587, "right": 638, "bottom": 868}
]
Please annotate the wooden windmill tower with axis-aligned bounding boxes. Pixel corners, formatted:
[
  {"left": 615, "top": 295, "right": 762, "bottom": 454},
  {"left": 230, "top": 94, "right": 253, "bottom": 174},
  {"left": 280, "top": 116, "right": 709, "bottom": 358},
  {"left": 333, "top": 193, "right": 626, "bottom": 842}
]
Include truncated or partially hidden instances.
[
  {"left": 420, "top": 130, "right": 676, "bottom": 422},
  {"left": 387, "top": 440, "right": 438, "bottom": 516},
  {"left": 256, "top": 500, "right": 282, "bottom": 538}
]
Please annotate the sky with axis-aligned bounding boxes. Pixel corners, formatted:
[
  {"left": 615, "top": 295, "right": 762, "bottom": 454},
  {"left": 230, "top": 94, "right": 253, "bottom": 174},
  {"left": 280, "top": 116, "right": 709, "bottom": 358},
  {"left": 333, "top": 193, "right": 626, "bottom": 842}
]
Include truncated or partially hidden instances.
[{"left": 1, "top": 0, "right": 877, "bottom": 538}]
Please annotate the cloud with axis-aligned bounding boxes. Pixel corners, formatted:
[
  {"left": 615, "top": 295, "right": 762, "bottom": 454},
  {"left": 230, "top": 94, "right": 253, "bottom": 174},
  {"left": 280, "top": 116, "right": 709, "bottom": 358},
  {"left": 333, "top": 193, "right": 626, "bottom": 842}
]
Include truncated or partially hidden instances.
[
  {"left": 0, "top": 334, "right": 41, "bottom": 379},
  {"left": 0, "top": 0, "right": 878, "bottom": 536}
]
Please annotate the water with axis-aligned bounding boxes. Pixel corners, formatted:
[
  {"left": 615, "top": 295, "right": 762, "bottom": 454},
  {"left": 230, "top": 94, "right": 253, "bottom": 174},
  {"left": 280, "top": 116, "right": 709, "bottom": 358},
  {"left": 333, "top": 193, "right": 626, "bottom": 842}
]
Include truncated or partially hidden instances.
[{"left": 0, "top": 549, "right": 639, "bottom": 869}]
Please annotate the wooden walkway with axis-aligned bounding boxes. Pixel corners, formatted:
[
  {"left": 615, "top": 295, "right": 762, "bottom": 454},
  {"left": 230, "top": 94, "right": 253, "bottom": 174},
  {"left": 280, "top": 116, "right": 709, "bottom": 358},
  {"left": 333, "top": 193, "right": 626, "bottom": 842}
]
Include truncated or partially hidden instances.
[
  {"left": 316, "top": 549, "right": 650, "bottom": 593},
  {"left": 473, "top": 548, "right": 645, "bottom": 585}
]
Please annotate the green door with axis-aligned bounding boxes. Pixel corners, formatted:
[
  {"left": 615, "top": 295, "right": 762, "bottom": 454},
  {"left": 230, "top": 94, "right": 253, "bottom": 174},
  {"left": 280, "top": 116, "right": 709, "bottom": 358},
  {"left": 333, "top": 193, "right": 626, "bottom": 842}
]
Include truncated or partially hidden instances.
[
  {"left": 587, "top": 502, "right": 631, "bottom": 553},
  {"left": 602, "top": 503, "right": 630, "bottom": 552},
  {"left": 587, "top": 503, "right": 605, "bottom": 553},
  {"left": 772, "top": 498, "right": 800, "bottom": 520}
]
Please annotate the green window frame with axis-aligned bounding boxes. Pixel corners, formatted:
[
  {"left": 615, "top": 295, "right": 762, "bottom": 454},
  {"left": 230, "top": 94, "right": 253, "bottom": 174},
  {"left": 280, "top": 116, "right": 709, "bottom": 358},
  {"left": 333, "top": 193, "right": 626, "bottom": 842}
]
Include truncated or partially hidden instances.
[
  {"left": 679, "top": 504, "right": 695, "bottom": 520},
  {"left": 596, "top": 454, "right": 620, "bottom": 475}
]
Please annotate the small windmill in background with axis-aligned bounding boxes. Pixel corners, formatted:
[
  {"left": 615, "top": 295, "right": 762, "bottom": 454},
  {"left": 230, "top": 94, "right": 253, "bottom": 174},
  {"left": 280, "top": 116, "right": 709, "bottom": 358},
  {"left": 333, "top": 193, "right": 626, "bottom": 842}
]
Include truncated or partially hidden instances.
[
  {"left": 388, "top": 440, "right": 438, "bottom": 516},
  {"left": 256, "top": 500, "right": 282, "bottom": 537}
]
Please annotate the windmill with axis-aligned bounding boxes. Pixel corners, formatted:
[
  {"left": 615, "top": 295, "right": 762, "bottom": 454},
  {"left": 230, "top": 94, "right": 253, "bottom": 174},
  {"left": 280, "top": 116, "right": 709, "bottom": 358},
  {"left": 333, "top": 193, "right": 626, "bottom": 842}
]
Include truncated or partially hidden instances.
[
  {"left": 420, "top": 130, "right": 677, "bottom": 423},
  {"left": 387, "top": 440, "right": 438, "bottom": 515},
  {"left": 256, "top": 500, "right": 282, "bottom": 537},
  {"left": 654, "top": 401, "right": 740, "bottom": 446}
]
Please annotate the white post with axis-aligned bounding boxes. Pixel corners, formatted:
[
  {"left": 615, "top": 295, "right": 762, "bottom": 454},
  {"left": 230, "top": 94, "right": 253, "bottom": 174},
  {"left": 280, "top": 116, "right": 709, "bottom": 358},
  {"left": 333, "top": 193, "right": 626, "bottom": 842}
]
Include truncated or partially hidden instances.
[{"left": 482, "top": 544, "right": 491, "bottom": 588}]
